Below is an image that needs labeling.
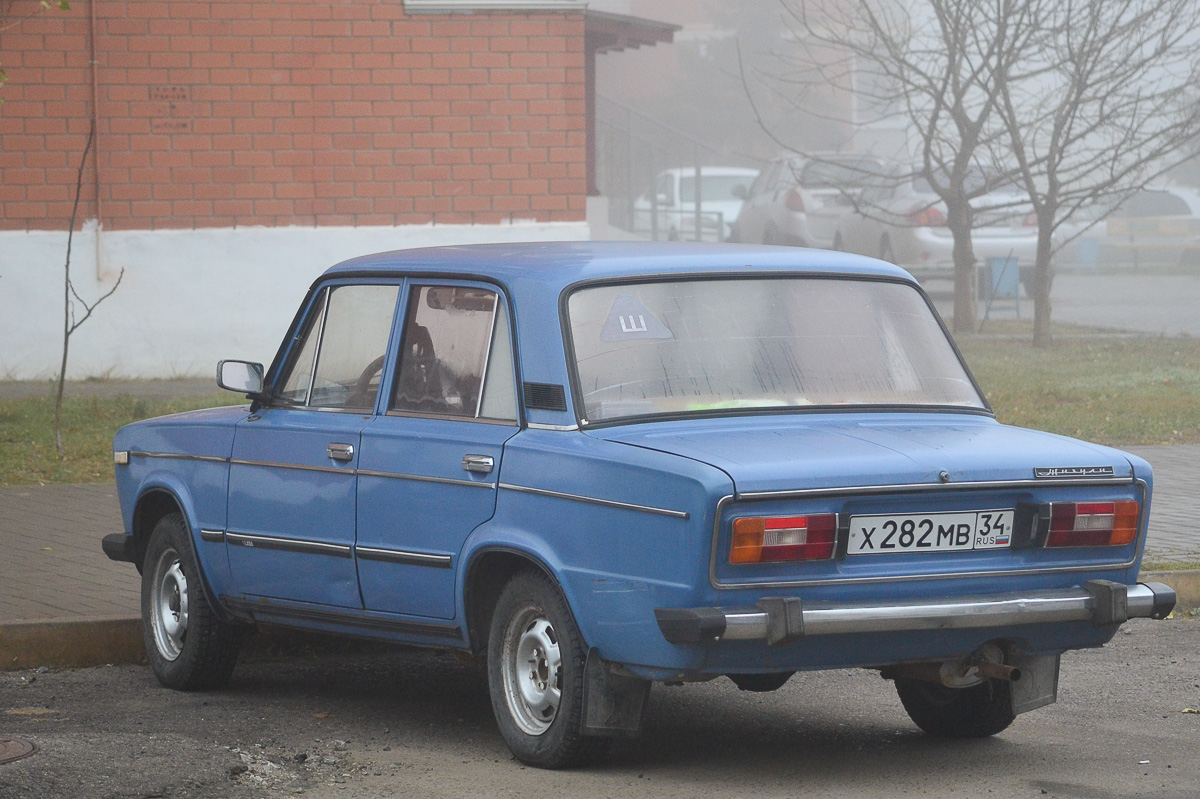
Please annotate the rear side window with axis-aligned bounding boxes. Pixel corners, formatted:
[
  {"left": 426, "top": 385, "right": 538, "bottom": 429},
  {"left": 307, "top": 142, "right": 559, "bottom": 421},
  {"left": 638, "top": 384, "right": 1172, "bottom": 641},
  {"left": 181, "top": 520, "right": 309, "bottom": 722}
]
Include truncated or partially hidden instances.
[{"left": 390, "top": 286, "right": 517, "bottom": 422}]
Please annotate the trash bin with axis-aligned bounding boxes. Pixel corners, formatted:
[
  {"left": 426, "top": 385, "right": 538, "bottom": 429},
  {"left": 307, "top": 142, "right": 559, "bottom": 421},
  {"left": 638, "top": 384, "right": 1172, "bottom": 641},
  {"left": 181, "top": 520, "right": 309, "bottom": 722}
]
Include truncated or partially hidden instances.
[{"left": 978, "top": 256, "right": 1020, "bottom": 301}]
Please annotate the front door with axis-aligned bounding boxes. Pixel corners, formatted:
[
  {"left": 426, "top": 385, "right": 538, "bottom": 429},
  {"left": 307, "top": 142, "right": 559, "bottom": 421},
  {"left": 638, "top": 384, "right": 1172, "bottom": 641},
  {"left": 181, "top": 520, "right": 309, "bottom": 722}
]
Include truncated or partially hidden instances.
[{"left": 225, "top": 282, "right": 401, "bottom": 608}]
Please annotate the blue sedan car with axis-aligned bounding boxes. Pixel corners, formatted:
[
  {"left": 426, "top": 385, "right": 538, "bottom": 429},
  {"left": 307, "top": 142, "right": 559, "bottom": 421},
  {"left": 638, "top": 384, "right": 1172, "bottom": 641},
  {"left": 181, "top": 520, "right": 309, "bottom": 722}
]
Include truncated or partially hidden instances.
[{"left": 103, "top": 242, "right": 1174, "bottom": 768}]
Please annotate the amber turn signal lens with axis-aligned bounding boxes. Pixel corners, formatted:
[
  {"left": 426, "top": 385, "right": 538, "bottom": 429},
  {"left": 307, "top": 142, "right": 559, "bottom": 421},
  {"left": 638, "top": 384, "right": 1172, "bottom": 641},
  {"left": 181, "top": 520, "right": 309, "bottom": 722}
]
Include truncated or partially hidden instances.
[{"left": 730, "top": 514, "right": 837, "bottom": 564}]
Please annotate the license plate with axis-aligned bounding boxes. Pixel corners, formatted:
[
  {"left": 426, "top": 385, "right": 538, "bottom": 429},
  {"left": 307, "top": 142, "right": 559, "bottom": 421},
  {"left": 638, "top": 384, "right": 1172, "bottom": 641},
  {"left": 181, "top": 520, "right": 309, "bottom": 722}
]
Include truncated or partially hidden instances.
[{"left": 846, "top": 510, "right": 1014, "bottom": 555}]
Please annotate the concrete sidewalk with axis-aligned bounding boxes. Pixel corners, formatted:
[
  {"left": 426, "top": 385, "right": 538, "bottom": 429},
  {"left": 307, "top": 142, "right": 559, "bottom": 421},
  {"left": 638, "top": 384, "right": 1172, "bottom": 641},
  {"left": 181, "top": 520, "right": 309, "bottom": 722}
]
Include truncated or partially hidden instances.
[{"left": 1, "top": 447, "right": 1197, "bottom": 669}]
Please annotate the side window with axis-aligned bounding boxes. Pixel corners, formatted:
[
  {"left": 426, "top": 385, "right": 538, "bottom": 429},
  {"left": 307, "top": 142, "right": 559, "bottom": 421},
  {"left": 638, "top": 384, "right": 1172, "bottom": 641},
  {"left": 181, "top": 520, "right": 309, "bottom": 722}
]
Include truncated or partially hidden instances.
[
  {"left": 275, "top": 284, "right": 400, "bottom": 411},
  {"left": 390, "top": 286, "right": 517, "bottom": 422}
]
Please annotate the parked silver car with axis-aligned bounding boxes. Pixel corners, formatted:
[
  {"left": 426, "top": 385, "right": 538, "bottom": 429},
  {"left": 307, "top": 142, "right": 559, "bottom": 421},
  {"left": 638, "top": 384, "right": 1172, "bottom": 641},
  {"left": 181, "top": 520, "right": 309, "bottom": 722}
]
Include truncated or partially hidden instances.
[
  {"left": 834, "top": 171, "right": 1039, "bottom": 291},
  {"left": 731, "top": 153, "right": 883, "bottom": 249}
]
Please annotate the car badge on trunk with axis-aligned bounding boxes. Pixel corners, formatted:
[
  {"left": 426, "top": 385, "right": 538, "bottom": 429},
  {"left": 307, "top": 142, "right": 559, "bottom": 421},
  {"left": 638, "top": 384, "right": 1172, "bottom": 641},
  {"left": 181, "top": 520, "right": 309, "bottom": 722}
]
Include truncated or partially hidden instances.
[{"left": 1034, "top": 466, "right": 1116, "bottom": 478}]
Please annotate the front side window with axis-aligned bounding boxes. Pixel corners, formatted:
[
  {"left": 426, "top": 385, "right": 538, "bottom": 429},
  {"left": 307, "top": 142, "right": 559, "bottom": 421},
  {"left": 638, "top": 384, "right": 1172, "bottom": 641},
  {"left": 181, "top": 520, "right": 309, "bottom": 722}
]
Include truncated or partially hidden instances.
[
  {"left": 275, "top": 283, "right": 400, "bottom": 411},
  {"left": 567, "top": 277, "right": 985, "bottom": 424},
  {"left": 390, "top": 285, "right": 516, "bottom": 421}
]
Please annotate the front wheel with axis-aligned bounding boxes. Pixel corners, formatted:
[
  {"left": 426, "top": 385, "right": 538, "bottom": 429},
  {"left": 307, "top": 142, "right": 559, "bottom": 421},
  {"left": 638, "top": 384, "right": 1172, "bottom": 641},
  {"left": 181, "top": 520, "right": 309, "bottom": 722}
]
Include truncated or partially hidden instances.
[
  {"left": 486, "top": 571, "right": 605, "bottom": 768},
  {"left": 895, "top": 677, "right": 1015, "bottom": 738},
  {"left": 142, "top": 513, "right": 242, "bottom": 690}
]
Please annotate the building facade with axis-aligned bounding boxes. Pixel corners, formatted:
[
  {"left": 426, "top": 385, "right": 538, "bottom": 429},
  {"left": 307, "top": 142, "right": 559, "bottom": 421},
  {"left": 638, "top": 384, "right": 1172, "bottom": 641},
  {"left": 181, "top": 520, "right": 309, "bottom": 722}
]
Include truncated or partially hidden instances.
[{"left": 0, "top": 0, "right": 668, "bottom": 378}]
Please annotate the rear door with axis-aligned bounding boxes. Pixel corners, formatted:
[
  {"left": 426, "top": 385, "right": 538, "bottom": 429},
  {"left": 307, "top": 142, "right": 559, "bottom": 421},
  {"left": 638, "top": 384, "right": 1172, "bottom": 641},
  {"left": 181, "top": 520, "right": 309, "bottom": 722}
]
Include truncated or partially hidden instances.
[{"left": 356, "top": 282, "right": 521, "bottom": 620}]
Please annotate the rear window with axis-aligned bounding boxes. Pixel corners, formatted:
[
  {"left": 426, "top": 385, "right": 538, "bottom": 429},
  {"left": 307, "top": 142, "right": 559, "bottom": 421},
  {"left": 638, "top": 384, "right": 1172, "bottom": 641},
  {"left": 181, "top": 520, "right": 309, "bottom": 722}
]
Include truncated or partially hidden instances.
[{"left": 567, "top": 277, "right": 985, "bottom": 424}]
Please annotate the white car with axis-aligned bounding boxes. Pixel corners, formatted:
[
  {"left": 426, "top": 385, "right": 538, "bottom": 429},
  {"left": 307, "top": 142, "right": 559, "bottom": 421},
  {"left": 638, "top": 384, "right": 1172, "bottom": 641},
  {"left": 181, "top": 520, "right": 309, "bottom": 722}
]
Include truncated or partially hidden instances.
[
  {"left": 731, "top": 153, "right": 883, "bottom": 249},
  {"left": 632, "top": 166, "right": 759, "bottom": 242},
  {"left": 834, "top": 171, "right": 1039, "bottom": 292},
  {"left": 1061, "top": 186, "right": 1200, "bottom": 270}
]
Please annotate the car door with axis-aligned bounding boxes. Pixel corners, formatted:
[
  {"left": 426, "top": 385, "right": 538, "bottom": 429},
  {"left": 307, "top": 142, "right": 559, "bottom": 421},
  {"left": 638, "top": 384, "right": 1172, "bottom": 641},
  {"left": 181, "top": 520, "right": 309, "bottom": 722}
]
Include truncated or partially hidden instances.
[
  {"left": 356, "top": 282, "right": 520, "bottom": 620},
  {"left": 225, "top": 281, "right": 401, "bottom": 608}
]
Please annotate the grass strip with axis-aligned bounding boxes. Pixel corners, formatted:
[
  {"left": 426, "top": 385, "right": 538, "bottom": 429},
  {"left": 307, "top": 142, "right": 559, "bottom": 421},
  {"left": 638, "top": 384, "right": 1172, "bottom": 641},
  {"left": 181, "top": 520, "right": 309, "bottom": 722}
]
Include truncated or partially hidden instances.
[{"left": 0, "top": 392, "right": 243, "bottom": 486}]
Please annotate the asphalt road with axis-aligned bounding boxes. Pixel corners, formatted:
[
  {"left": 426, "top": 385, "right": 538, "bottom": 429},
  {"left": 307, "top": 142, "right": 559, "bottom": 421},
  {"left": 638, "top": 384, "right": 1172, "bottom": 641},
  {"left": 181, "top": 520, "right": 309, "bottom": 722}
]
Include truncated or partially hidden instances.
[{"left": 1, "top": 619, "right": 1197, "bottom": 799}]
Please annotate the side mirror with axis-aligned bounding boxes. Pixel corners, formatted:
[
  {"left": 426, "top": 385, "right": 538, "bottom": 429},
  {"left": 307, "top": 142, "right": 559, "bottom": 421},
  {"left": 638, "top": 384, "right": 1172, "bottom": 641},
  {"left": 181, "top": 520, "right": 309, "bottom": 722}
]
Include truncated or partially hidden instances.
[
  {"left": 731, "top": 184, "right": 748, "bottom": 200},
  {"left": 217, "top": 360, "right": 264, "bottom": 396}
]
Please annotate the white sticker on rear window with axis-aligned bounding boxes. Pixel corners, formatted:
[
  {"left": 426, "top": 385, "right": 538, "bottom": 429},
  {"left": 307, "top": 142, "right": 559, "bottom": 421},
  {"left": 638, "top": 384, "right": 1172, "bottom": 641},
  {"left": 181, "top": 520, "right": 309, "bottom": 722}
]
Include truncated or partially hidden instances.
[{"left": 600, "top": 292, "right": 673, "bottom": 342}]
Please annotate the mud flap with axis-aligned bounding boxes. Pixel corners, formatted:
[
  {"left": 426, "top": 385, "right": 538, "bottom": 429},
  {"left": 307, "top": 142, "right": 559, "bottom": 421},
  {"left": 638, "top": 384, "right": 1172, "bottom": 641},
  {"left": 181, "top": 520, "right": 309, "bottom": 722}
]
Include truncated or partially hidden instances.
[
  {"left": 1008, "top": 651, "right": 1060, "bottom": 715},
  {"left": 581, "top": 648, "right": 650, "bottom": 738}
]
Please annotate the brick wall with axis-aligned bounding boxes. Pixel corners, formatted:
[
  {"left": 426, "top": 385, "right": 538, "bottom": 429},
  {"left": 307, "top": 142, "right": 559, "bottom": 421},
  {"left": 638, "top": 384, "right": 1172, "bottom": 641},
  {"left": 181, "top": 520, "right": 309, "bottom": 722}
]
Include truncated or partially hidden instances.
[{"left": 0, "top": 0, "right": 587, "bottom": 232}]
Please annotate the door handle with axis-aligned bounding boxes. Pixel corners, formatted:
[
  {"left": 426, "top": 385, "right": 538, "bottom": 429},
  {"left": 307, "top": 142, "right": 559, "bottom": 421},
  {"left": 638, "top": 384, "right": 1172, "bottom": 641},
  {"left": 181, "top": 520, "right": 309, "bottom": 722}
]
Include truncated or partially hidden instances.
[
  {"left": 462, "top": 454, "right": 494, "bottom": 474},
  {"left": 327, "top": 443, "right": 355, "bottom": 462}
]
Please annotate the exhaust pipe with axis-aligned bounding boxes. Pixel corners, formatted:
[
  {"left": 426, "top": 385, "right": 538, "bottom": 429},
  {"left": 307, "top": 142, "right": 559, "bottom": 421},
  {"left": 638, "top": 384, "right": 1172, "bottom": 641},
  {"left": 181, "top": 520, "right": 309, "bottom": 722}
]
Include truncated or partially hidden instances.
[{"left": 882, "top": 656, "right": 1021, "bottom": 688}]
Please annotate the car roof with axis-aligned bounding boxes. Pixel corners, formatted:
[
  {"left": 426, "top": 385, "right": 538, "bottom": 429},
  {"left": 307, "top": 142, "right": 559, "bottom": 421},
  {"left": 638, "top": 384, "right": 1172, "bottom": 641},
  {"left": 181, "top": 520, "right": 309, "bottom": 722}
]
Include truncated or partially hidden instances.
[{"left": 323, "top": 242, "right": 912, "bottom": 290}]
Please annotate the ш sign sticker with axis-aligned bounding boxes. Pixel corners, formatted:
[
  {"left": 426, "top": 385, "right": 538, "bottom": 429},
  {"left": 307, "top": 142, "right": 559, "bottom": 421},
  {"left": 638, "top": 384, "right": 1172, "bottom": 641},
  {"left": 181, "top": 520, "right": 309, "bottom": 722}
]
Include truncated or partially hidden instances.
[{"left": 600, "top": 292, "right": 673, "bottom": 342}]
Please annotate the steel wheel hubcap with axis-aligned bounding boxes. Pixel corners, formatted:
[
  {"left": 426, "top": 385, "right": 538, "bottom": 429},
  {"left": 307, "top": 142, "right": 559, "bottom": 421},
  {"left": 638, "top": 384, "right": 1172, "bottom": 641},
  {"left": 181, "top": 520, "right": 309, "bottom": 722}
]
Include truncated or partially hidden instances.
[
  {"left": 150, "top": 548, "right": 189, "bottom": 661},
  {"left": 501, "top": 605, "right": 562, "bottom": 736}
]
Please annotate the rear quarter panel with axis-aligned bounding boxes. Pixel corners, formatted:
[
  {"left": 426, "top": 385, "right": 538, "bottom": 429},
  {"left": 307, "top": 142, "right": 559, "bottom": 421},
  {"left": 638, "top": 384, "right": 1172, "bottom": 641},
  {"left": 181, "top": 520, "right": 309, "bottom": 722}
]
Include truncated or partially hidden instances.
[{"left": 464, "top": 429, "right": 732, "bottom": 666}]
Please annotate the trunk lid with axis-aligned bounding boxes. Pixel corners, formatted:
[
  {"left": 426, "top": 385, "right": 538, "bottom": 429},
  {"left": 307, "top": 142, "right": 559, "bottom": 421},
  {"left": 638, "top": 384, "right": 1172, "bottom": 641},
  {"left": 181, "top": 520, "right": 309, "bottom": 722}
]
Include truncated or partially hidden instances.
[{"left": 590, "top": 413, "right": 1132, "bottom": 493}]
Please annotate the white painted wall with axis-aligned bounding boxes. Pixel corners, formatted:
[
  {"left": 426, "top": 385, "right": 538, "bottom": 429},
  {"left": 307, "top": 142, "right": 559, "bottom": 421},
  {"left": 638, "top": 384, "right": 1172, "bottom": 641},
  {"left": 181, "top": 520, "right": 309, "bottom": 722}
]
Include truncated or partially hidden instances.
[{"left": 0, "top": 220, "right": 590, "bottom": 380}]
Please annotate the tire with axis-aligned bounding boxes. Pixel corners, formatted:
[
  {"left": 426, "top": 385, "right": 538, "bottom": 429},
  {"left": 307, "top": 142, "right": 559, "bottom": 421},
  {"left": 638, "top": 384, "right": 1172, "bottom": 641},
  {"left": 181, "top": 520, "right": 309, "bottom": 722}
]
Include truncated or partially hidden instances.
[
  {"left": 832, "top": 233, "right": 843, "bottom": 252},
  {"left": 895, "top": 677, "right": 1015, "bottom": 738},
  {"left": 486, "top": 570, "right": 605, "bottom": 768},
  {"left": 880, "top": 236, "right": 896, "bottom": 264},
  {"left": 142, "top": 513, "right": 241, "bottom": 690},
  {"left": 763, "top": 225, "right": 781, "bottom": 245}
]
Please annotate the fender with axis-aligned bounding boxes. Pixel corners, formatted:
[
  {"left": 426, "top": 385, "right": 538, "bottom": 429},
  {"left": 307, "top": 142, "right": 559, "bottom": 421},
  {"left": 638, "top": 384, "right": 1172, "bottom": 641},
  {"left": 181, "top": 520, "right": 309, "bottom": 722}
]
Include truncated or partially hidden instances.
[{"left": 130, "top": 475, "right": 240, "bottom": 626}]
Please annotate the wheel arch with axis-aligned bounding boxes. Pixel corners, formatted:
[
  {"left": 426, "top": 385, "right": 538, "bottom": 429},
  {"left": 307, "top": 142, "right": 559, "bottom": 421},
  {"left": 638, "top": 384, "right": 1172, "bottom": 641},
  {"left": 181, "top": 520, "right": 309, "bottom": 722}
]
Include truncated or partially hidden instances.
[
  {"left": 131, "top": 486, "right": 188, "bottom": 574},
  {"left": 131, "top": 484, "right": 242, "bottom": 626},
  {"left": 463, "top": 546, "right": 560, "bottom": 657}
]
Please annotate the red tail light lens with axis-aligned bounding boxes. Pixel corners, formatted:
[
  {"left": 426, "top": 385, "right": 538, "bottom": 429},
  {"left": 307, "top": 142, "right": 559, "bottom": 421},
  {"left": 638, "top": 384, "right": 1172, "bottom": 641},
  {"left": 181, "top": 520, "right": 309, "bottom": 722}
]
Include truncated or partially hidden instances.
[
  {"left": 784, "top": 188, "right": 806, "bottom": 213},
  {"left": 730, "top": 514, "right": 837, "bottom": 564},
  {"left": 1046, "top": 501, "right": 1139, "bottom": 547},
  {"left": 909, "top": 207, "right": 946, "bottom": 226}
]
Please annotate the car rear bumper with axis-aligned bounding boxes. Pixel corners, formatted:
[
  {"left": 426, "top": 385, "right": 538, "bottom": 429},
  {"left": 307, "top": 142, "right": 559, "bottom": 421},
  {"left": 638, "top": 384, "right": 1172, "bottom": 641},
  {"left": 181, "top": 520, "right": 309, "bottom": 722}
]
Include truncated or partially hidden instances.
[{"left": 654, "top": 580, "right": 1176, "bottom": 646}]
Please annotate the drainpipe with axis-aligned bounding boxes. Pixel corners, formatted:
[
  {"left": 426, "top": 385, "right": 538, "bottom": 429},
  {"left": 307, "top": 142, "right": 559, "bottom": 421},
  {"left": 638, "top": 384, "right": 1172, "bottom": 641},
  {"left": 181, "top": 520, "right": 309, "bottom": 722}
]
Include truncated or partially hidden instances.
[{"left": 89, "top": 0, "right": 105, "bottom": 279}]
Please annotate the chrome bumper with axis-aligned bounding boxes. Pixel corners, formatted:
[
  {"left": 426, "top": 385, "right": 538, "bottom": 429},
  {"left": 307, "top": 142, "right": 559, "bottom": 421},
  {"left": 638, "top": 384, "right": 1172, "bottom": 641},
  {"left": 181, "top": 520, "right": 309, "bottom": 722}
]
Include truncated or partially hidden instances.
[{"left": 654, "top": 581, "right": 1177, "bottom": 646}]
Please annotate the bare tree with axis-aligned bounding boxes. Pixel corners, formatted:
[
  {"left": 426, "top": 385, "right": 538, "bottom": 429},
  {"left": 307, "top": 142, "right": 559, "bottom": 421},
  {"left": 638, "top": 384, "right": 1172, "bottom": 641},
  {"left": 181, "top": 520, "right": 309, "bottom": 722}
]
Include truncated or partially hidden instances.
[
  {"left": 992, "top": 0, "right": 1200, "bottom": 346},
  {"left": 768, "top": 0, "right": 1046, "bottom": 333},
  {"left": 54, "top": 122, "right": 123, "bottom": 458}
]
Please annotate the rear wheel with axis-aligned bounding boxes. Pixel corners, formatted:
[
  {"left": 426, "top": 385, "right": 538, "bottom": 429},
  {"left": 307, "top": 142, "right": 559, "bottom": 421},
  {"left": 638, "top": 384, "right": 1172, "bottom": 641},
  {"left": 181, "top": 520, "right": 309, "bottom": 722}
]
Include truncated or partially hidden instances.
[
  {"left": 895, "top": 677, "right": 1015, "bottom": 738},
  {"left": 142, "top": 513, "right": 241, "bottom": 690},
  {"left": 486, "top": 571, "right": 605, "bottom": 768}
]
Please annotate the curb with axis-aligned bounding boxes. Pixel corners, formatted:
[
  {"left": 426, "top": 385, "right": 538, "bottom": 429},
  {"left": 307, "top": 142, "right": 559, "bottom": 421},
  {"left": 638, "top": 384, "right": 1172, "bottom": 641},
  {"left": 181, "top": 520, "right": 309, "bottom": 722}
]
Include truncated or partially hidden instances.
[
  {"left": 1, "top": 616, "right": 142, "bottom": 671},
  {"left": 1141, "top": 569, "right": 1200, "bottom": 616},
  {"left": 3, "top": 572, "right": 1198, "bottom": 672}
]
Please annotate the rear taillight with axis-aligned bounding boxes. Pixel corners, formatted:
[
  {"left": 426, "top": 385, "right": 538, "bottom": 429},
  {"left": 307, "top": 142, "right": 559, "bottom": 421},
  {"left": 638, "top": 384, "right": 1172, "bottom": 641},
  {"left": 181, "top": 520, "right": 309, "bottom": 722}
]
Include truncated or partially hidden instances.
[
  {"left": 909, "top": 207, "right": 946, "bottom": 226},
  {"left": 1022, "top": 212, "right": 1038, "bottom": 227},
  {"left": 784, "top": 188, "right": 806, "bottom": 213},
  {"left": 730, "top": 514, "right": 837, "bottom": 563},
  {"left": 1045, "top": 501, "right": 1139, "bottom": 547}
]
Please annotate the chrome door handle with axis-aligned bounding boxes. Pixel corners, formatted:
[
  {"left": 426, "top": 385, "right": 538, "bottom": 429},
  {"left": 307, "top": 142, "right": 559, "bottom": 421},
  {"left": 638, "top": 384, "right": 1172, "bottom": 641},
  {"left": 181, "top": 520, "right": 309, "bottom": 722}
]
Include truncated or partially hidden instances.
[
  {"left": 328, "top": 443, "right": 355, "bottom": 462},
  {"left": 462, "top": 454, "right": 494, "bottom": 474}
]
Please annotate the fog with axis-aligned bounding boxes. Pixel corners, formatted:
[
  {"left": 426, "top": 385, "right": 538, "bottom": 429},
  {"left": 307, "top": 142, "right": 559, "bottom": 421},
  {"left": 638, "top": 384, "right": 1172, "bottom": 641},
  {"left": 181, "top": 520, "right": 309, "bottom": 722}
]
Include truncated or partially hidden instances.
[{"left": 589, "top": 0, "right": 1200, "bottom": 339}]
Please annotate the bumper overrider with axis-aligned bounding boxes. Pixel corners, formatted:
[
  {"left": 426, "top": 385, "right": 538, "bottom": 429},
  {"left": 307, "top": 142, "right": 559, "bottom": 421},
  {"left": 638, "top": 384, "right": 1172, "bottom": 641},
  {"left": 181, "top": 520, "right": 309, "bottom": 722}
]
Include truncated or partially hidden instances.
[{"left": 655, "top": 580, "right": 1177, "bottom": 647}]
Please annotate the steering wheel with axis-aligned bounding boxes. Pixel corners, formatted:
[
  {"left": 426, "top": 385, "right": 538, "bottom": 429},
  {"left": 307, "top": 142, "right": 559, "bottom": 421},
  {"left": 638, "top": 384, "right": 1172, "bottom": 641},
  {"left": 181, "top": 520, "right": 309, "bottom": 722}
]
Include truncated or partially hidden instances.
[{"left": 347, "top": 354, "right": 387, "bottom": 409}]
